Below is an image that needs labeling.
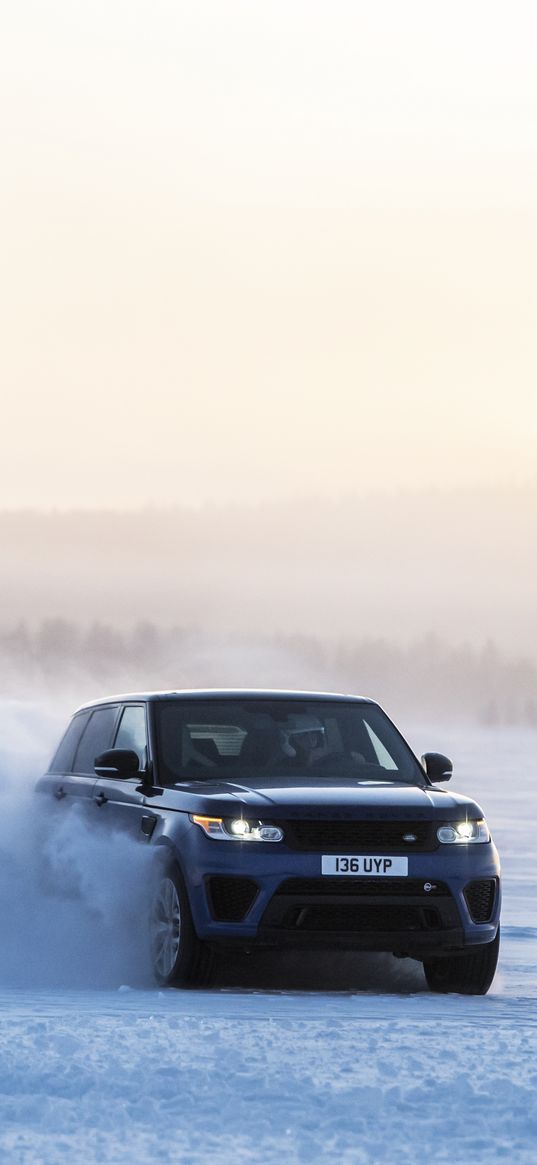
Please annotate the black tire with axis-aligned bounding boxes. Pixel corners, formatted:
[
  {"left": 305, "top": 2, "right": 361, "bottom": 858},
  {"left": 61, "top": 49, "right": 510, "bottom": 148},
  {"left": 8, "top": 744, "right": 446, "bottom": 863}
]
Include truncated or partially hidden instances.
[
  {"left": 423, "top": 928, "right": 500, "bottom": 995},
  {"left": 150, "top": 864, "right": 213, "bottom": 987}
]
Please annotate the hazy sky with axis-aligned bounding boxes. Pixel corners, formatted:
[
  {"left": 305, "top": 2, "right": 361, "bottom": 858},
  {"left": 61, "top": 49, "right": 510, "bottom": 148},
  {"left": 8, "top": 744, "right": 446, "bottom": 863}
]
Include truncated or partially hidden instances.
[{"left": 2, "top": 1, "right": 537, "bottom": 508}]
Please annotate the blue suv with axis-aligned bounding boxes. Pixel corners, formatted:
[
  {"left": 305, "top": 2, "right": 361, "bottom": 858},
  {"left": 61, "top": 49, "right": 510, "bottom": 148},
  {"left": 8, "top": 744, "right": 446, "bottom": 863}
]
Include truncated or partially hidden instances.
[{"left": 37, "top": 690, "right": 501, "bottom": 993}]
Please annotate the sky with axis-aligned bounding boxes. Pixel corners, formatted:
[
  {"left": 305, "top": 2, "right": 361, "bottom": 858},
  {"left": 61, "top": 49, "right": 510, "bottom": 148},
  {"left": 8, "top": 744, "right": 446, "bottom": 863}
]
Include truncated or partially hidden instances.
[{"left": 1, "top": 0, "right": 537, "bottom": 509}]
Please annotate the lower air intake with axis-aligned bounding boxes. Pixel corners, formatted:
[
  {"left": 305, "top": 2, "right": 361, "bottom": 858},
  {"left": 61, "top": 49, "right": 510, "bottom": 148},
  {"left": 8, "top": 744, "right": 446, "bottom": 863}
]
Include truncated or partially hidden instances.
[
  {"left": 464, "top": 879, "right": 497, "bottom": 923},
  {"left": 207, "top": 876, "right": 259, "bottom": 922},
  {"left": 285, "top": 904, "right": 439, "bottom": 932}
]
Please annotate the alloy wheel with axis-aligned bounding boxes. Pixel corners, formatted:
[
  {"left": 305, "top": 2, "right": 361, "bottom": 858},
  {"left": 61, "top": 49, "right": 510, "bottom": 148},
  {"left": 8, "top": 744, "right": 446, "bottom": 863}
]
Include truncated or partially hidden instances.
[{"left": 151, "top": 877, "right": 182, "bottom": 979}]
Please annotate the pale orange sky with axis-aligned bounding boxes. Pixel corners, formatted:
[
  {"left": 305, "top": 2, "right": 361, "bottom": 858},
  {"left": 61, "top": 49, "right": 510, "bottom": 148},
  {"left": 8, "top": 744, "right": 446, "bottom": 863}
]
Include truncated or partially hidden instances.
[{"left": 1, "top": 1, "right": 537, "bottom": 508}]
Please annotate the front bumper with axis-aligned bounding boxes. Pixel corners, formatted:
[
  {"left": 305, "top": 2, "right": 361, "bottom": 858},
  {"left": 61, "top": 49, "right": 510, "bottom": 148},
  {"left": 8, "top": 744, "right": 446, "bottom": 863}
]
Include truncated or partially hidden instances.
[{"left": 177, "top": 828, "right": 501, "bottom": 957}]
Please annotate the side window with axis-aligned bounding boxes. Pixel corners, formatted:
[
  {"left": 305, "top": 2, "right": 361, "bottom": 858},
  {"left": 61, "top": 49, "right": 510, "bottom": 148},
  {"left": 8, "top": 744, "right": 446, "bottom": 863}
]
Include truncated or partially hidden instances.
[
  {"left": 49, "top": 711, "right": 91, "bottom": 774},
  {"left": 114, "top": 705, "right": 148, "bottom": 770},
  {"left": 73, "top": 706, "right": 119, "bottom": 775},
  {"left": 363, "top": 721, "right": 398, "bottom": 770}
]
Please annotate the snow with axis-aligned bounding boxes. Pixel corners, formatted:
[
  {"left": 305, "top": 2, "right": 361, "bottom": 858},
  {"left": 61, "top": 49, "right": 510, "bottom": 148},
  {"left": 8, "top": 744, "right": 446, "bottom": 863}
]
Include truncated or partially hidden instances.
[{"left": 0, "top": 704, "right": 536, "bottom": 1164}]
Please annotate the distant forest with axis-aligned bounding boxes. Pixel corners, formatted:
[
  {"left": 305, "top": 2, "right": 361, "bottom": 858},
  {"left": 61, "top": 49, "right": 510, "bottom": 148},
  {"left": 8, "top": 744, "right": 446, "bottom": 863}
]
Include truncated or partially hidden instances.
[{"left": 1, "top": 619, "right": 536, "bottom": 726}]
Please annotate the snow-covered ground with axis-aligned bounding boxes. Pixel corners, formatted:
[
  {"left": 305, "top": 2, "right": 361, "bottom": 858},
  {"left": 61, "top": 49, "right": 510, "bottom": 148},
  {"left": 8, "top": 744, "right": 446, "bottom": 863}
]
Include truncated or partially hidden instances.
[{"left": 0, "top": 704, "right": 535, "bottom": 1164}]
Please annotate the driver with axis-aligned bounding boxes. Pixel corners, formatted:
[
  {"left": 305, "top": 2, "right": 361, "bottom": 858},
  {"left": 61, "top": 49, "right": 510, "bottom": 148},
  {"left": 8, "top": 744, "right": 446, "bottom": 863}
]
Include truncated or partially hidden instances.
[{"left": 279, "top": 715, "right": 327, "bottom": 767}]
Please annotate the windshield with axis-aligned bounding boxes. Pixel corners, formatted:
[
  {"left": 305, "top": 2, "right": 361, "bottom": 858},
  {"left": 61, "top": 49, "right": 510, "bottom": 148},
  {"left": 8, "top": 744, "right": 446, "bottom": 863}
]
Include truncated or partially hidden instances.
[{"left": 155, "top": 699, "right": 425, "bottom": 786}]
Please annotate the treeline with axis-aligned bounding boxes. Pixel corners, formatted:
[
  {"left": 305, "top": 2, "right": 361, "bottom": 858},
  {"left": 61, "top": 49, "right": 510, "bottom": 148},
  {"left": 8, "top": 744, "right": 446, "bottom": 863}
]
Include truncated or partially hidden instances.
[{"left": 1, "top": 620, "right": 537, "bottom": 726}]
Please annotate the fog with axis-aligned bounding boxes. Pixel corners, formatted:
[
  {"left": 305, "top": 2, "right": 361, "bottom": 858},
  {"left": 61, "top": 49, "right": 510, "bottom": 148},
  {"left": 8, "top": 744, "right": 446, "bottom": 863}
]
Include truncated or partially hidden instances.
[
  {"left": 1, "top": 490, "right": 536, "bottom": 724},
  {"left": 2, "top": 488, "right": 536, "bottom": 646}
]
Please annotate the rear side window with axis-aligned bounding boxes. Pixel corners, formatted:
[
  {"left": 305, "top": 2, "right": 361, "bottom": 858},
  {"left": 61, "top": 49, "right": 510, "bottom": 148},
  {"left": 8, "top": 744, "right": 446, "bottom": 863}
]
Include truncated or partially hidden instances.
[
  {"left": 73, "top": 706, "right": 119, "bottom": 775},
  {"left": 49, "top": 711, "right": 91, "bottom": 774}
]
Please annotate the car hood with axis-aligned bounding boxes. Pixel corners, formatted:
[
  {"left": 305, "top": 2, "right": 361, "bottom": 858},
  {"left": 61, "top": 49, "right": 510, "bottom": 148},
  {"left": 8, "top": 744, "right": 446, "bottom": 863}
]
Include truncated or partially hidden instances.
[{"left": 147, "top": 776, "right": 483, "bottom": 820}]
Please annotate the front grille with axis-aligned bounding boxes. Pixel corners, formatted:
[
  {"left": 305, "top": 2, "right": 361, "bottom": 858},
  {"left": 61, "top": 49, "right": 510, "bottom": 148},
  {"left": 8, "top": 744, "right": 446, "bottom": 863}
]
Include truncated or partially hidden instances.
[
  {"left": 276, "top": 877, "right": 451, "bottom": 898},
  {"left": 464, "top": 879, "right": 497, "bottom": 923},
  {"left": 286, "top": 904, "right": 438, "bottom": 932},
  {"left": 206, "top": 876, "right": 259, "bottom": 922},
  {"left": 283, "top": 820, "right": 437, "bottom": 852}
]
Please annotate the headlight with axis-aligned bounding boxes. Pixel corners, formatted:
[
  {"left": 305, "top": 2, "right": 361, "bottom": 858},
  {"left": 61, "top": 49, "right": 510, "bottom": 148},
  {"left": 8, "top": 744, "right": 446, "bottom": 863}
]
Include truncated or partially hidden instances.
[
  {"left": 437, "top": 819, "right": 490, "bottom": 844},
  {"left": 191, "top": 815, "right": 284, "bottom": 843}
]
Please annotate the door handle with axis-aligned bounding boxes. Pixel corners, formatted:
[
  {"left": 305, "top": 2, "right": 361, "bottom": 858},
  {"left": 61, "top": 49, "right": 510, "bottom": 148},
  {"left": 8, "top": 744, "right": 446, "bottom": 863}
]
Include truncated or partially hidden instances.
[
  {"left": 94, "top": 791, "right": 108, "bottom": 807},
  {"left": 141, "top": 815, "right": 157, "bottom": 838},
  {"left": 54, "top": 786, "right": 67, "bottom": 800}
]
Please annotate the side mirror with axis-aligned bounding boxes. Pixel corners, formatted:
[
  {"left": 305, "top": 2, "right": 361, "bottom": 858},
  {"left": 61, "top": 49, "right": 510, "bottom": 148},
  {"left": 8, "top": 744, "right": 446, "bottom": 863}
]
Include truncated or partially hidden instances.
[
  {"left": 94, "top": 748, "right": 140, "bottom": 778},
  {"left": 421, "top": 752, "right": 453, "bottom": 782}
]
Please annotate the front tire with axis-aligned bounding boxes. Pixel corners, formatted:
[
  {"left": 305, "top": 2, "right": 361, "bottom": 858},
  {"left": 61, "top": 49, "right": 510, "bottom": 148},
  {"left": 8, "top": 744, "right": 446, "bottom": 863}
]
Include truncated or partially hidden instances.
[
  {"left": 150, "top": 866, "right": 213, "bottom": 987},
  {"left": 423, "top": 928, "right": 500, "bottom": 995}
]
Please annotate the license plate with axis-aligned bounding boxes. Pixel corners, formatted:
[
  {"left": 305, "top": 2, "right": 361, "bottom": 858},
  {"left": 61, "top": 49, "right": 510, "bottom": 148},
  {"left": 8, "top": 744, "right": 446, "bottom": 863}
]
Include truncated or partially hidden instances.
[{"left": 321, "top": 855, "right": 408, "bottom": 876}]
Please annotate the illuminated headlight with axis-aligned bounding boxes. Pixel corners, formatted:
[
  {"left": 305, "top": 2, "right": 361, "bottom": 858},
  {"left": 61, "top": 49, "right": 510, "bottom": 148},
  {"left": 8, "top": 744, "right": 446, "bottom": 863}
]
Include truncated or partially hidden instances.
[
  {"left": 437, "top": 819, "right": 490, "bottom": 844},
  {"left": 191, "top": 815, "right": 284, "bottom": 843}
]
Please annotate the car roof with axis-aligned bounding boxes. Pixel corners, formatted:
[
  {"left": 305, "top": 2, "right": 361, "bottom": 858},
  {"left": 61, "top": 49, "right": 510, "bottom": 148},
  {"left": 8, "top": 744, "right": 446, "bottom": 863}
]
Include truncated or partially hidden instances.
[{"left": 74, "top": 689, "right": 375, "bottom": 713}]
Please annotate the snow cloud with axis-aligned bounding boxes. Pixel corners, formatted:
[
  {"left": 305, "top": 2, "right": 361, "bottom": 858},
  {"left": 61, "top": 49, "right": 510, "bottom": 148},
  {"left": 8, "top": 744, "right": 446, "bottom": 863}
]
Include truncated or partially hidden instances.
[{"left": 0, "top": 701, "right": 154, "bottom": 988}]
